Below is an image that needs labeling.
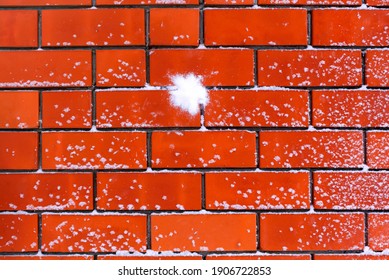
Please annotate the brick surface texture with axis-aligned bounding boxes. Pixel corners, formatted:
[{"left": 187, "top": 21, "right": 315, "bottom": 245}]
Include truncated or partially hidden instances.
[{"left": 0, "top": 0, "right": 388, "bottom": 261}]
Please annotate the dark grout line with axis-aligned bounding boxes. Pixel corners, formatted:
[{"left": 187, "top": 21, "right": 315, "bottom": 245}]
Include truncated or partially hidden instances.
[
  {"left": 38, "top": 10, "right": 42, "bottom": 48},
  {"left": 147, "top": 215, "right": 152, "bottom": 250},
  {"left": 147, "top": 132, "right": 152, "bottom": 168},
  {"left": 145, "top": 8, "right": 151, "bottom": 84},
  {"left": 365, "top": 213, "right": 369, "bottom": 247},
  {"left": 256, "top": 212, "right": 260, "bottom": 251},
  {"left": 201, "top": 173, "right": 206, "bottom": 209},
  {"left": 37, "top": 214, "right": 42, "bottom": 251},
  {"left": 199, "top": 0, "right": 204, "bottom": 45}
]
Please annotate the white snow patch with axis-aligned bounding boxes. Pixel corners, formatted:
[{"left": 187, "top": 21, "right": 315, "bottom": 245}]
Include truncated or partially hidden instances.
[{"left": 168, "top": 73, "right": 208, "bottom": 116}]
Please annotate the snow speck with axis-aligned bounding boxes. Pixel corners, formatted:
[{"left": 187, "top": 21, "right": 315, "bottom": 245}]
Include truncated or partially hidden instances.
[{"left": 168, "top": 73, "right": 208, "bottom": 116}]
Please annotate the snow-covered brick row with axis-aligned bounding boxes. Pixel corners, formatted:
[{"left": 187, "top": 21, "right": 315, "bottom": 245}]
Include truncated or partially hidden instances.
[
  {"left": 257, "top": 50, "right": 362, "bottom": 87},
  {"left": 150, "top": 49, "right": 254, "bottom": 87},
  {"left": 260, "top": 213, "right": 365, "bottom": 251},
  {"left": 204, "top": 9, "right": 307, "bottom": 46},
  {"left": 151, "top": 131, "right": 257, "bottom": 168},
  {"left": 42, "top": 132, "right": 147, "bottom": 170},
  {"left": 260, "top": 131, "right": 364, "bottom": 168},
  {"left": 0, "top": 214, "right": 38, "bottom": 252},
  {"left": 41, "top": 214, "right": 147, "bottom": 253},
  {"left": 151, "top": 213, "right": 257, "bottom": 252}
]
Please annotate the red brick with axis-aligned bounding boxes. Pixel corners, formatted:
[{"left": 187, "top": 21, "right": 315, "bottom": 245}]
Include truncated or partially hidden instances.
[
  {"left": 205, "top": 9, "right": 307, "bottom": 46},
  {"left": 257, "top": 50, "right": 362, "bottom": 87},
  {"left": 206, "top": 254, "right": 311, "bottom": 260},
  {"left": 150, "top": 9, "right": 199, "bottom": 46},
  {"left": 260, "top": 213, "right": 365, "bottom": 251},
  {"left": 150, "top": 49, "right": 254, "bottom": 86},
  {"left": 366, "top": 50, "right": 389, "bottom": 87},
  {"left": 0, "top": 0, "right": 90, "bottom": 5},
  {"left": 312, "top": 10, "right": 389, "bottom": 47},
  {"left": 260, "top": 131, "right": 363, "bottom": 168},
  {"left": 314, "top": 254, "right": 389, "bottom": 260},
  {"left": 42, "top": 91, "right": 91, "bottom": 129},
  {"left": 0, "top": 173, "right": 93, "bottom": 211},
  {"left": 314, "top": 172, "right": 389, "bottom": 210},
  {"left": 0, "top": 10, "right": 37, "bottom": 47},
  {"left": 367, "top": 132, "right": 389, "bottom": 169},
  {"left": 42, "top": 132, "right": 146, "bottom": 170},
  {"left": 258, "top": 0, "right": 361, "bottom": 4},
  {"left": 96, "top": 0, "right": 198, "bottom": 4},
  {"left": 0, "top": 91, "right": 39, "bottom": 129},
  {"left": 151, "top": 214, "right": 257, "bottom": 251},
  {"left": 0, "top": 255, "right": 93, "bottom": 260},
  {"left": 96, "top": 50, "right": 146, "bottom": 87},
  {"left": 367, "top": 0, "right": 389, "bottom": 6},
  {"left": 97, "top": 172, "right": 202, "bottom": 210},
  {"left": 205, "top": 0, "right": 253, "bottom": 4},
  {"left": 206, "top": 172, "right": 310, "bottom": 210},
  {"left": 0, "top": 50, "right": 91, "bottom": 88},
  {"left": 152, "top": 131, "right": 257, "bottom": 168},
  {"left": 313, "top": 90, "right": 389, "bottom": 128},
  {"left": 0, "top": 132, "right": 38, "bottom": 170},
  {"left": 99, "top": 255, "right": 202, "bottom": 260},
  {"left": 368, "top": 214, "right": 389, "bottom": 251},
  {"left": 42, "top": 9, "right": 144, "bottom": 47},
  {"left": 205, "top": 90, "right": 309, "bottom": 127},
  {"left": 96, "top": 90, "right": 200, "bottom": 128},
  {"left": 0, "top": 214, "right": 38, "bottom": 252},
  {"left": 42, "top": 214, "right": 147, "bottom": 253}
]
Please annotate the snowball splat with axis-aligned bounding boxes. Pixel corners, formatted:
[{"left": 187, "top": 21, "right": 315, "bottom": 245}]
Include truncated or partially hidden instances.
[{"left": 168, "top": 73, "right": 208, "bottom": 115}]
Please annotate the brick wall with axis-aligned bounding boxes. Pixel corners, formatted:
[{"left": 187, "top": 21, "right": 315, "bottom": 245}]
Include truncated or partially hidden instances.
[{"left": 0, "top": 0, "right": 389, "bottom": 260}]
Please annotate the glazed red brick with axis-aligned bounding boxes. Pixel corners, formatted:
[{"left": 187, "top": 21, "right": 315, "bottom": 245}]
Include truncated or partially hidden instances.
[
  {"left": 0, "top": 50, "right": 91, "bottom": 88},
  {"left": 42, "top": 91, "right": 92, "bottom": 129},
  {"left": 0, "top": 0, "right": 91, "bottom": 5},
  {"left": 0, "top": 255, "right": 93, "bottom": 260},
  {"left": 257, "top": 50, "right": 362, "bottom": 87},
  {"left": 0, "top": 173, "right": 93, "bottom": 211},
  {"left": 258, "top": 0, "right": 361, "bottom": 4},
  {"left": 41, "top": 214, "right": 147, "bottom": 252},
  {"left": 314, "top": 254, "right": 389, "bottom": 260},
  {"left": 0, "top": 10, "right": 37, "bottom": 47},
  {"left": 97, "top": 0, "right": 198, "bottom": 4},
  {"left": 0, "top": 214, "right": 38, "bottom": 252},
  {"left": 96, "top": 90, "right": 200, "bottom": 128},
  {"left": 206, "top": 172, "right": 310, "bottom": 210},
  {"left": 204, "top": 0, "right": 253, "bottom": 4},
  {"left": 365, "top": 50, "right": 389, "bottom": 87},
  {"left": 367, "top": 132, "right": 389, "bottom": 169},
  {"left": 0, "top": 91, "right": 39, "bottom": 129},
  {"left": 260, "top": 131, "right": 364, "bottom": 168},
  {"left": 368, "top": 214, "right": 389, "bottom": 251},
  {"left": 206, "top": 254, "right": 311, "bottom": 260},
  {"left": 96, "top": 50, "right": 146, "bottom": 87},
  {"left": 367, "top": 0, "right": 389, "bottom": 6},
  {"left": 150, "top": 49, "right": 254, "bottom": 86},
  {"left": 99, "top": 255, "right": 202, "bottom": 260},
  {"left": 150, "top": 9, "right": 199, "bottom": 46},
  {"left": 204, "top": 9, "right": 307, "bottom": 46},
  {"left": 42, "top": 9, "right": 144, "bottom": 47},
  {"left": 42, "top": 132, "right": 146, "bottom": 170},
  {"left": 97, "top": 172, "right": 202, "bottom": 210},
  {"left": 260, "top": 213, "right": 365, "bottom": 251},
  {"left": 312, "top": 10, "right": 389, "bottom": 46},
  {"left": 313, "top": 90, "right": 389, "bottom": 128},
  {"left": 314, "top": 172, "right": 389, "bottom": 210},
  {"left": 152, "top": 131, "right": 257, "bottom": 168},
  {"left": 151, "top": 214, "right": 257, "bottom": 251},
  {"left": 205, "top": 90, "right": 309, "bottom": 127},
  {"left": 0, "top": 132, "right": 38, "bottom": 170}
]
